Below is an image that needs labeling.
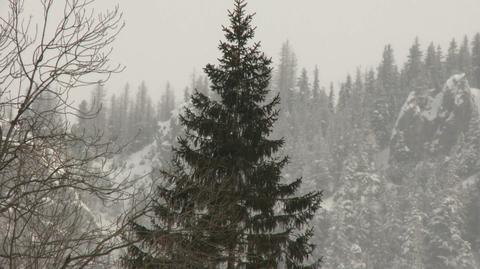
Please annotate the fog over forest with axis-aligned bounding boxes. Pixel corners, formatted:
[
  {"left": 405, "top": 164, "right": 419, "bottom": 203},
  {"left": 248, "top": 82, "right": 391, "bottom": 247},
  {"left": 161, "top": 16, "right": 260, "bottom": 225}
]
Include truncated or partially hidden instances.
[
  {"left": 5, "top": 0, "right": 478, "bottom": 101},
  {"left": 1, "top": 0, "right": 480, "bottom": 268}
]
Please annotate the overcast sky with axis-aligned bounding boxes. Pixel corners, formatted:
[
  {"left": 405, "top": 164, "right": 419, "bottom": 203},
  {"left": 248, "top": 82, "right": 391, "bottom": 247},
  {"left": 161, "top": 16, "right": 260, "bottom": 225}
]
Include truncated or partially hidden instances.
[{"left": 5, "top": 0, "right": 480, "bottom": 100}]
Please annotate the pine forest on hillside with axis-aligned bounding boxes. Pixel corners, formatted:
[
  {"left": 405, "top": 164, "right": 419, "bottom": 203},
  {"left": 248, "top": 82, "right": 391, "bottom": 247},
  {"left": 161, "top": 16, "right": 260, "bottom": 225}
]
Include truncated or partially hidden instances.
[{"left": 1, "top": 0, "right": 480, "bottom": 268}]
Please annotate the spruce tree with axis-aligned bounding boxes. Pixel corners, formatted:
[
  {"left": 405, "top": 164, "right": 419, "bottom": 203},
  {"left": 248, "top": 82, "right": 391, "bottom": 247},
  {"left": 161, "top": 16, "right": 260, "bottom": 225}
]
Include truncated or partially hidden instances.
[
  {"left": 459, "top": 36, "right": 472, "bottom": 78},
  {"left": 309, "top": 66, "right": 324, "bottom": 138},
  {"left": 377, "top": 45, "right": 398, "bottom": 99},
  {"left": 312, "top": 66, "right": 321, "bottom": 102},
  {"left": 425, "top": 42, "right": 443, "bottom": 90},
  {"left": 77, "top": 100, "right": 90, "bottom": 132},
  {"left": 132, "top": 81, "right": 154, "bottom": 148},
  {"left": 277, "top": 41, "right": 298, "bottom": 114},
  {"left": 328, "top": 83, "right": 335, "bottom": 114},
  {"left": 436, "top": 45, "right": 447, "bottom": 84},
  {"left": 119, "top": 83, "right": 132, "bottom": 143},
  {"left": 28, "top": 91, "right": 64, "bottom": 138},
  {"left": 352, "top": 68, "right": 365, "bottom": 127},
  {"left": 158, "top": 82, "right": 176, "bottom": 122},
  {"left": 108, "top": 94, "right": 119, "bottom": 139},
  {"left": 296, "top": 68, "right": 310, "bottom": 135},
  {"left": 471, "top": 33, "right": 480, "bottom": 88},
  {"left": 446, "top": 38, "right": 460, "bottom": 76},
  {"left": 124, "top": 1, "right": 321, "bottom": 268},
  {"left": 72, "top": 99, "right": 90, "bottom": 155},
  {"left": 311, "top": 66, "right": 330, "bottom": 137},
  {"left": 363, "top": 68, "right": 376, "bottom": 121},
  {"left": 337, "top": 74, "right": 352, "bottom": 112},
  {"left": 426, "top": 191, "right": 475, "bottom": 269},
  {"left": 403, "top": 37, "right": 427, "bottom": 94},
  {"left": 298, "top": 68, "right": 310, "bottom": 103}
]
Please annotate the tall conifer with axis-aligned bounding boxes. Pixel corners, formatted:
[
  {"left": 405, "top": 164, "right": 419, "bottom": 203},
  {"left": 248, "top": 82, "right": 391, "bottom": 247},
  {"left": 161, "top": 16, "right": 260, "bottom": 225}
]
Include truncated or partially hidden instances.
[
  {"left": 472, "top": 33, "right": 480, "bottom": 88},
  {"left": 124, "top": 1, "right": 321, "bottom": 268}
]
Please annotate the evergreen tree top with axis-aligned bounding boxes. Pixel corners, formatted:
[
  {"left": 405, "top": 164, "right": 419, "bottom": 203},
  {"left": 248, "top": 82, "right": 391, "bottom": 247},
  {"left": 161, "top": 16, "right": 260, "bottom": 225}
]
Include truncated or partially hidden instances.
[
  {"left": 204, "top": 0, "right": 273, "bottom": 105},
  {"left": 224, "top": 0, "right": 255, "bottom": 46}
]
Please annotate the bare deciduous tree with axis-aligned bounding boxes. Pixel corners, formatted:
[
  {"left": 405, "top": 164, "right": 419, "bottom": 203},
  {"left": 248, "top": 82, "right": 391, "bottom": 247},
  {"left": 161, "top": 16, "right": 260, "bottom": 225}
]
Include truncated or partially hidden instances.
[{"left": 0, "top": 1, "right": 146, "bottom": 268}]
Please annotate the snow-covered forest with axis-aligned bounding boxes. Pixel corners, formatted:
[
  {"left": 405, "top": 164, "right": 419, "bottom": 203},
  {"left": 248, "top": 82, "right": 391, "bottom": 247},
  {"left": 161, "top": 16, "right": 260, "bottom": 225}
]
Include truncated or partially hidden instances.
[{"left": 1, "top": 0, "right": 480, "bottom": 268}]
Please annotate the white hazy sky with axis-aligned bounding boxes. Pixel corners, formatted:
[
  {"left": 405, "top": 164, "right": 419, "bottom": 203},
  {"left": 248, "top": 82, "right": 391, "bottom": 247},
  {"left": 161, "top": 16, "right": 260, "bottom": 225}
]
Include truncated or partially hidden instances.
[{"left": 4, "top": 0, "right": 480, "bottom": 100}]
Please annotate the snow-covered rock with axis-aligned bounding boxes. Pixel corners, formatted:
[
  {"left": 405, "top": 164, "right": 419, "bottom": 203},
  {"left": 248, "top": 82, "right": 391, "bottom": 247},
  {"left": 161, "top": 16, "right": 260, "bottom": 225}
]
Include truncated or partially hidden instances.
[{"left": 390, "top": 74, "right": 478, "bottom": 162}]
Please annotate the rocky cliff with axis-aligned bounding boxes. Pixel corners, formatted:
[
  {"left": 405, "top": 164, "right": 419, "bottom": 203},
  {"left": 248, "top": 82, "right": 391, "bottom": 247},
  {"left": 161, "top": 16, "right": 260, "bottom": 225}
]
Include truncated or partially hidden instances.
[{"left": 390, "top": 74, "right": 480, "bottom": 163}]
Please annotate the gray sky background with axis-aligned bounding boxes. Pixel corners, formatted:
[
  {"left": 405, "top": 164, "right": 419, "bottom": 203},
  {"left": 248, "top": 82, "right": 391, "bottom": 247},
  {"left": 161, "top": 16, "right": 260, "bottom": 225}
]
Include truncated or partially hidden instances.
[{"left": 4, "top": 0, "right": 480, "bottom": 101}]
